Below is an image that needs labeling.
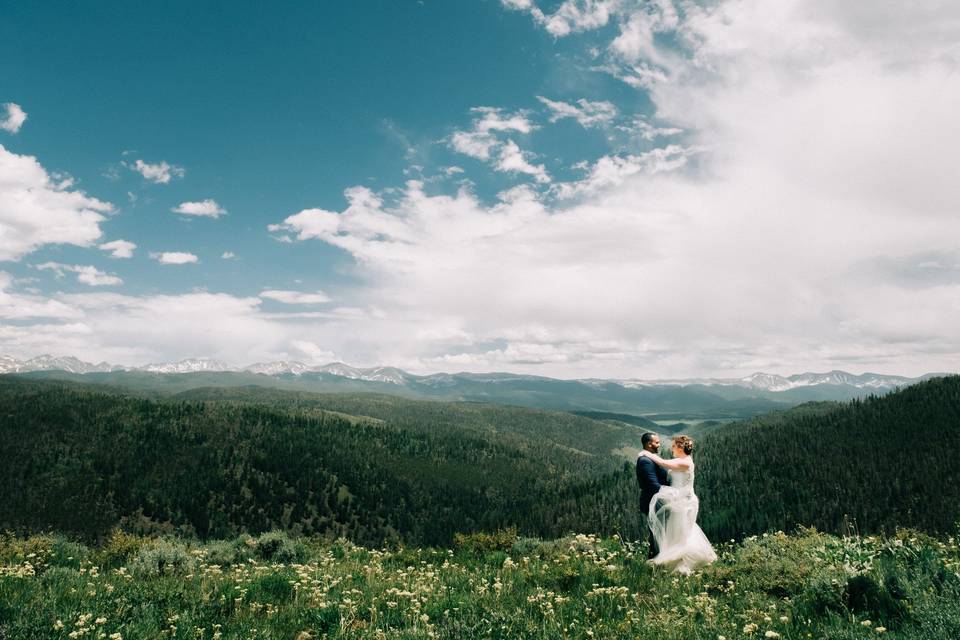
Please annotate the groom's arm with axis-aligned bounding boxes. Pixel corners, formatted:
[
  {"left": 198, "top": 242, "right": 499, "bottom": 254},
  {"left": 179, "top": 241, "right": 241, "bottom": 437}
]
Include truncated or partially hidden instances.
[{"left": 636, "top": 456, "right": 661, "bottom": 492}]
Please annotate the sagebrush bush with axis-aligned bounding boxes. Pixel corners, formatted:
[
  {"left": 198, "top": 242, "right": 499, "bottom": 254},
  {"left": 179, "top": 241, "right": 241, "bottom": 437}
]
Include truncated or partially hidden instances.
[
  {"left": 255, "top": 530, "right": 306, "bottom": 563},
  {"left": 454, "top": 527, "right": 518, "bottom": 555},
  {"left": 128, "top": 538, "right": 196, "bottom": 577},
  {"left": 205, "top": 536, "right": 255, "bottom": 566},
  {"left": 97, "top": 528, "right": 148, "bottom": 566}
]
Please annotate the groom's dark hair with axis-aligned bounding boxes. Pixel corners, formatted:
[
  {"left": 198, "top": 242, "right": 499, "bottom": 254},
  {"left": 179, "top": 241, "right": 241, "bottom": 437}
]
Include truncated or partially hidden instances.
[{"left": 641, "top": 432, "right": 658, "bottom": 448}]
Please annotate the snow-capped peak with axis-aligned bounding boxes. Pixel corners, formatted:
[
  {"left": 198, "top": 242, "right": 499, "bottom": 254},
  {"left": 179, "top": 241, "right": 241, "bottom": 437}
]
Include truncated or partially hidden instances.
[
  {"left": 0, "top": 354, "right": 117, "bottom": 374},
  {"left": 244, "top": 361, "right": 311, "bottom": 376},
  {"left": 138, "top": 358, "right": 234, "bottom": 374},
  {"left": 316, "top": 362, "right": 408, "bottom": 385}
]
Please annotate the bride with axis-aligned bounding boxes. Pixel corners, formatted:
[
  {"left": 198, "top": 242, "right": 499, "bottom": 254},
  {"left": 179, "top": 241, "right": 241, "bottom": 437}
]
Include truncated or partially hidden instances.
[{"left": 638, "top": 434, "right": 717, "bottom": 574}]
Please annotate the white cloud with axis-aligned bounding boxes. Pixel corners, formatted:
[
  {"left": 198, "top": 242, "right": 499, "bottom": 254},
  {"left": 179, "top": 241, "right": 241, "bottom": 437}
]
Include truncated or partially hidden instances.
[
  {"left": 99, "top": 239, "right": 136, "bottom": 259},
  {"left": 450, "top": 131, "right": 498, "bottom": 160},
  {"left": 152, "top": 252, "right": 198, "bottom": 265},
  {"left": 449, "top": 107, "right": 547, "bottom": 182},
  {"left": 221, "top": 251, "right": 236, "bottom": 259},
  {"left": 129, "top": 159, "right": 185, "bottom": 184},
  {"left": 0, "top": 144, "right": 112, "bottom": 261},
  {"left": 496, "top": 140, "right": 551, "bottom": 183},
  {"left": 172, "top": 199, "right": 227, "bottom": 218},
  {"left": 622, "top": 117, "right": 683, "bottom": 141},
  {"left": 0, "top": 272, "right": 82, "bottom": 319},
  {"left": 0, "top": 103, "right": 27, "bottom": 134},
  {"left": 471, "top": 106, "right": 535, "bottom": 134},
  {"left": 552, "top": 144, "right": 695, "bottom": 198},
  {"left": 36, "top": 262, "right": 123, "bottom": 286},
  {"left": 501, "top": 0, "right": 618, "bottom": 37},
  {"left": 260, "top": 289, "right": 332, "bottom": 305},
  {"left": 538, "top": 96, "right": 618, "bottom": 127},
  {"left": 0, "top": 288, "right": 360, "bottom": 368}
]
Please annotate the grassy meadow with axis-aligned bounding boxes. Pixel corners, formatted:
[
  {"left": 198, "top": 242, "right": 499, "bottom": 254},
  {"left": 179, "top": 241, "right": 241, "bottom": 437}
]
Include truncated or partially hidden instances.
[{"left": 2, "top": 527, "right": 959, "bottom": 640}]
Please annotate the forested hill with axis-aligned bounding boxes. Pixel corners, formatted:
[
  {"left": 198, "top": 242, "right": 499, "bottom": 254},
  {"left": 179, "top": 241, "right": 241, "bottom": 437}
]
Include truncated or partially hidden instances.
[
  {"left": 3, "top": 375, "right": 958, "bottom": 549},
  {"left": 166, "top": 384, "right": 646, "bottom": 461},
  {"left": 693, "top": 375, "right": 960, "bottom": 540},
  {"left": 0, "top": 377, "right": 646, "bottom": 546}
]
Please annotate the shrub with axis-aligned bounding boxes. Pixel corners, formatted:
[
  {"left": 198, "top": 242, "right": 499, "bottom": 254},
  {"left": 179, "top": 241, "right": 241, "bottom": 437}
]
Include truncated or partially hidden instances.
[
  {"left": 255, "top": 530, "right": 306, "bottom": 563},
  {"left": 453, "top": 527, "right": 518, "bottom": 556},
  {"left": 128, "top": 539, "right": 197, "bottom": 577},
  {"left": 846, "top": 574, "right": 908, "bottom": 622},
  {"left": 510, "top": 536, "right": 543, "bottom": 557},
  {"left": 205, "top": 536, "right": 254, "bottom": 566},
  {"left": 98, "top": 529, "right": 149, "bottom": 567}
]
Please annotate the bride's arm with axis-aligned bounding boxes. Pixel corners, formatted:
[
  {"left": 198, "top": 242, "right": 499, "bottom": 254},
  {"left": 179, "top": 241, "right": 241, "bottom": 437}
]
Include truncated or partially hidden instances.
[{"left": 638, "top": 451, "right": 692, "bottom": 471}]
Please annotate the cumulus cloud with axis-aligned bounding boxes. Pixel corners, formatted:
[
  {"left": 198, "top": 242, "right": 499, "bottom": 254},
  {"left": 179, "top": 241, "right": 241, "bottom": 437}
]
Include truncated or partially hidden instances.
[
  {"left": 99, "top": 239, "right": 136, "bottom": 259},
  {"left": 0, "top": 287, "right": 354, "bottom": 368},
  {"left": 501, "top": 0, "right": 619, "bottom": 37},
  {"left": 450, "top": 131, "right": 498, "bottom": 160},
  {"left": 0, "top": 272, "right": 82, "bottom": 319},
  {"left": 259, "top": 289, "right": 332, "bottom": 305},
  {"left": 537, "top": 96, "right": 618, "bottom": 127},
  {"left": 264, "top": 0, "right": 960, "bottom": 378},
  {"left": 0, "top": 103, "right": 27, "bottom": 134},
  {"left": 129, "top": 159, "right": 185, "bottom": 184},
  {"left": 496, "top": 140, "right": 550, "bottom": 183},
  {"left": 172, "top": 199, "right": 227, "bottom": 218},
  {"left": 552, "top": 144, "right": 695, "bottom": 198},
  {"left": 221, "top": 251, "right": 236, "bottom": 259},
  {"left": 36, "top": 262, "right": 123, "bottom": 286},
  {"left": 151, "top": 251, "right": 198, "bottom": 265},
  {"left": 449, "top": 107, "right": 548, "bottom": 181},
  {"left": 0, "top": 144, "right": 112, "bottom": 261},
  {"left": 622, "top": 117, "right": 683, "bottom": 141}
]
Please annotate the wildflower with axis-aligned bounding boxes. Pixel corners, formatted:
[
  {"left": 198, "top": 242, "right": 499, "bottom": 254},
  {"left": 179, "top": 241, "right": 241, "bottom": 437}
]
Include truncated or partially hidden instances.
[
  {"left": 54, "top": 621, "right": 64, "bottom": 630},
  {"left": 110, "top": 634, "right": 123, "bottom": 640},
  {"left": 764, "top": 632, "right": 781, "bottom": 639},
  {"left": 779, "top": 616, "right": 789, "bottom": 623},
  {"left": 743, "top": 623, "right": 758, "bottom": 635},
  {"left": 862, "top": 620, "right": 872, "bottom": 627},
  {"left": 875, "top": 628, "right": 887, "bottom": 634},
  {"left": 95, "top": 617, "right": 107, "bottom": 625}
]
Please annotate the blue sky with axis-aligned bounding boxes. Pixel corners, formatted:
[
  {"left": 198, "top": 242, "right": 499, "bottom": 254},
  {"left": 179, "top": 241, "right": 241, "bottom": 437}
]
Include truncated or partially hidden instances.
[{"left": 1, "top": 1, "right": 958, "bottom": 377}]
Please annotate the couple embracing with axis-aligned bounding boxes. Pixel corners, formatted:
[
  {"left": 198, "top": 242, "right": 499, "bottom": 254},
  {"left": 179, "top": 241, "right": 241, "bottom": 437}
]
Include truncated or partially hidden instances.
[{"left": 636, "top": 432, "right": 717, "bottom": 574}]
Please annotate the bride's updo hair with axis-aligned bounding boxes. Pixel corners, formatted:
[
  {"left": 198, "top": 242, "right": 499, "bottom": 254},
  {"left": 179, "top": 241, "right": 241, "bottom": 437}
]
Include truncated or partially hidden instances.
[{"left": 672, "top": 434, "right": 694, "bottom": 455}]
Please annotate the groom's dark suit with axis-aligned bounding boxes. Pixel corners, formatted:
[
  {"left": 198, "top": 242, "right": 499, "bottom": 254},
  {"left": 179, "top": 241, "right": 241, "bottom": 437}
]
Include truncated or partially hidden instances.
[{"left": 637, "top": 455, "right": 668, "bottom": 558}]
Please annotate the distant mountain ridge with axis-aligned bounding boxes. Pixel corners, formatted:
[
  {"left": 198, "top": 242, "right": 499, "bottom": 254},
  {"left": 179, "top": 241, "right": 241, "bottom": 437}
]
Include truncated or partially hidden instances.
[
  {"left": 0, "top": 353, "right": 938, "bottom": 391},
  {"left": 3, "top": 354, "right": 949, "bottom": 418}
]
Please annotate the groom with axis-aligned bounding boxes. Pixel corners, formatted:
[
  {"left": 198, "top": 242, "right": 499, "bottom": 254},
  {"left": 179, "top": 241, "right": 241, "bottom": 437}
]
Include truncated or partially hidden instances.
[{"left": 636, "top": 432, "right": 668, "bottom": 558}]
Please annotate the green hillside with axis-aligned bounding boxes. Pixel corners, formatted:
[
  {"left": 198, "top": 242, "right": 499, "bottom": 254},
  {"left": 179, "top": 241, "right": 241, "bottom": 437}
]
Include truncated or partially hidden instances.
[{"left": 2, "top": 374, "right": 958, "bottom": 552}]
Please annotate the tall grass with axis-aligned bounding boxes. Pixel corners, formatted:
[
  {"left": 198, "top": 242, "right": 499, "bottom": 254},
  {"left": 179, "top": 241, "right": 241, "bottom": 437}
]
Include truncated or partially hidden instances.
[{"left": 1, "top": 527, "right": 958, "bottom": 639}]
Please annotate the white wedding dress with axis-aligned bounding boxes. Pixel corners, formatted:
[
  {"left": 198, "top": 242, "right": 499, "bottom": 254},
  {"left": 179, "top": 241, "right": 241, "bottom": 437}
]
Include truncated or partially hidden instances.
[{"left": 648, "top": 461, "right": 717, "bottom": 574}]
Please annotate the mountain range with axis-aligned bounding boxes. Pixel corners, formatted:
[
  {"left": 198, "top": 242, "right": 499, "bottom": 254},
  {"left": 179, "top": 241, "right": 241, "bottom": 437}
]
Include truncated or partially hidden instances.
[{"left": 2, "top": 354, "right": 946, "bottom": 418}]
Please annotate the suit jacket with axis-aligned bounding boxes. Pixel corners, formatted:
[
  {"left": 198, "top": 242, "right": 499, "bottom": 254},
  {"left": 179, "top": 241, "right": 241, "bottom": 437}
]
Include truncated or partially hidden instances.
[{"left": 636, "top": 455, "right": 669, "bottom": 514}]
